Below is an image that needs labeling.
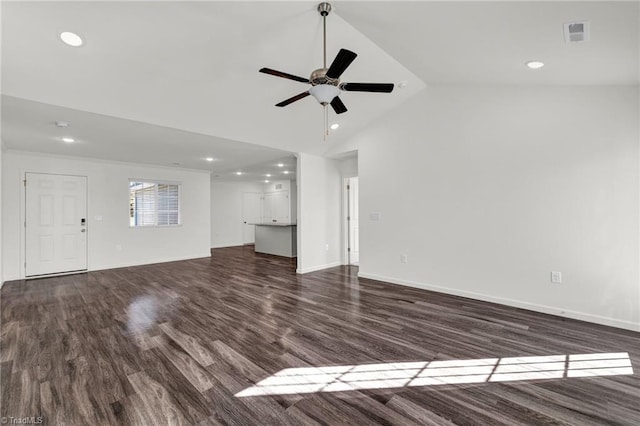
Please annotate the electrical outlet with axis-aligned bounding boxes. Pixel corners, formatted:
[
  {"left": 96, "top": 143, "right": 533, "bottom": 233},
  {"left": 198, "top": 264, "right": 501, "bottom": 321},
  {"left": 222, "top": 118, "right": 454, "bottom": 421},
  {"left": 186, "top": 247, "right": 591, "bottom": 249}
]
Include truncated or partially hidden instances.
[
  {"left": 325, "top": 244, "right": 329, "bottom": 251},
  {"left": 401, "top": 254, "right": 408, "bottom": 263},
  {"left": 551, "top": 271, "right": 562, "bottom": 283},
  {"left": 116, "top": 244, "right": 122, "bottom": 251}
]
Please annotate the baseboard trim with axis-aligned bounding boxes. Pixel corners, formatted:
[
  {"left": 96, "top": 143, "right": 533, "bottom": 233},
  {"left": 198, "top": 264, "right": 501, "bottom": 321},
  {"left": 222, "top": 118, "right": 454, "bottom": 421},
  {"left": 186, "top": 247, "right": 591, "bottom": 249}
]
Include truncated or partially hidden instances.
[
  {"left": 211, "top": 243, "right": 248, "bottom": 249},
  {"left": 1, "top": 253, "right": 213, "bottom": 284},
  {"left": 90, "top": 253, "right": 212, "bottom": 272},
  {"left": 358, "top": 272, "right": 640, "bottom": 332},
  {"left": 297, "top": 261, "right": 342, "bottom": 274}
]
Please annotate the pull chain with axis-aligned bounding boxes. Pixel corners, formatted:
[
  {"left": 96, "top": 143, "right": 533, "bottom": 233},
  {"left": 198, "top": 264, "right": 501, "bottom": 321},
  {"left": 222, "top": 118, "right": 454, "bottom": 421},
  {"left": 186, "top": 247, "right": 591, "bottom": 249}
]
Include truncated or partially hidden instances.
[{"left": 323, "top": 105, "right": 328, "bottom": 142}]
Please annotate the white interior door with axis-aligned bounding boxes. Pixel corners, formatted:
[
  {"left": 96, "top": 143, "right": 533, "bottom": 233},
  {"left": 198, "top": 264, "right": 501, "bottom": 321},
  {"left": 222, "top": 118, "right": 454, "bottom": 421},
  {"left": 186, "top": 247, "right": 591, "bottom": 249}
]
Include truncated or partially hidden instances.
[
  {"left": 348, "top": 177, "right": 360, "bottom": 265},
  {"left": 25, "top": 173, "right": 88, "bottom": 276},
  {"left": 242, "top": 192, "right": 262, "bottom": 244}
]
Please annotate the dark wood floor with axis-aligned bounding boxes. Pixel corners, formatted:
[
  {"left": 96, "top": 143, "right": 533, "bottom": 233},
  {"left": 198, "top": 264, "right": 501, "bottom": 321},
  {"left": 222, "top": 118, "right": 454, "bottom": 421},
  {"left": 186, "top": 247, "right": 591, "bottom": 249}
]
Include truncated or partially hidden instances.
[{"left": 1, "top": 246, "right": 639, "bottom": 425}]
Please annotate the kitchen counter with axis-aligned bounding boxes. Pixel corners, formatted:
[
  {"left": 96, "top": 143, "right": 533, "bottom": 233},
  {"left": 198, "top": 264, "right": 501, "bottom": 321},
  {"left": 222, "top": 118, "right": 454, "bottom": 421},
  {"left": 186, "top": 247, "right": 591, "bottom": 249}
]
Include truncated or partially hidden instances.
[
  {"left": 251, "top": 222, "right": 296, "bottom": 227},
  {"left": 254, "top": 223, "right": 297, "bottom": 257}
]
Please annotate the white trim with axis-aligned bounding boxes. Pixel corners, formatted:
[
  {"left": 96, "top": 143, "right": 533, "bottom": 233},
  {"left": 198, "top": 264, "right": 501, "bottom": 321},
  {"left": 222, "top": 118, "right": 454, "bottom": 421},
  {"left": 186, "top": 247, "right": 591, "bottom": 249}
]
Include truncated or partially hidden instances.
[
  {"left": 296, "top": 261, "right": 342, "bottom": 274},
  {"left": 211, "top": 243, "right": 245, "bottom": 249},
  {"left": 341, "top": 177, "right": 350, "bottom": 265},
  {"left": 1, "top": 253, "right": 212, "bottom": 283},
  {"left": 358, "top": 272, "right": 640, "bottom": 332},
  {"left": 90, "top": 253, "right": 211, "bottom": 272},
  {"left": 5, "top": 149, "right": 212, "bottom": 174}
]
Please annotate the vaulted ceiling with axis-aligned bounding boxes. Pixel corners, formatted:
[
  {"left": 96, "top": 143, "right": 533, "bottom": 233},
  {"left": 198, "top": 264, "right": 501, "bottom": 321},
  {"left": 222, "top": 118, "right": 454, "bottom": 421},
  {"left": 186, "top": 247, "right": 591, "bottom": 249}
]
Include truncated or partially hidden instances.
[{"left": 2, "top": 1, "right": 637, "bottom": 175}]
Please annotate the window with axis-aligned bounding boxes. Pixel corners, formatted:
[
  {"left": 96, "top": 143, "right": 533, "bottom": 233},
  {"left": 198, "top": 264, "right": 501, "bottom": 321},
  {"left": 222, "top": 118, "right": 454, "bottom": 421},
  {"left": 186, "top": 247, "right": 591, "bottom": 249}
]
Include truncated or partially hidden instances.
[{"left": 129, "top": 181, "right": 181, "bottom": 227}]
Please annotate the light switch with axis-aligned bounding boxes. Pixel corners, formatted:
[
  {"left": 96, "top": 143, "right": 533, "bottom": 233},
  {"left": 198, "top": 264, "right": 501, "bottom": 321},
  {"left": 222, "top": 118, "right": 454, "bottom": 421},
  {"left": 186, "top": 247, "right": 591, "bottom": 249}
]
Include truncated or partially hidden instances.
[
  {"left": 369, "top": 212, "right": 381, "bottom": 221},
  {"left": 94, "top": 215, "right": 103, "bottom": 221}
]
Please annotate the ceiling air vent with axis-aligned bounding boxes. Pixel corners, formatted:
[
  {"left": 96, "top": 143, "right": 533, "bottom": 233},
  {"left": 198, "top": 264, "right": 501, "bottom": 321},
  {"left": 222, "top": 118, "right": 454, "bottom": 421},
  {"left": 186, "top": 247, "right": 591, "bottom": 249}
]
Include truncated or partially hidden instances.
[{"left": 564, "top": 21, "right": 590, "bottom": 43}]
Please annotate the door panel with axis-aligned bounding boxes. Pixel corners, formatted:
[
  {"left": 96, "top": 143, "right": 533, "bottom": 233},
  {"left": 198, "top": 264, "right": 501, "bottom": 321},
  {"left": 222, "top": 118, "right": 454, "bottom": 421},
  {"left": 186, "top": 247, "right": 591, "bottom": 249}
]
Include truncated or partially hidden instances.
[
  {"left": 25, "top": 173, "right": 88, "bottom": 276},
  {"left": 349, "top": 177, "right": 360, "bottom": 265},
  {"left": 242, "top": 192, "right": 262, "bottom": 244}
]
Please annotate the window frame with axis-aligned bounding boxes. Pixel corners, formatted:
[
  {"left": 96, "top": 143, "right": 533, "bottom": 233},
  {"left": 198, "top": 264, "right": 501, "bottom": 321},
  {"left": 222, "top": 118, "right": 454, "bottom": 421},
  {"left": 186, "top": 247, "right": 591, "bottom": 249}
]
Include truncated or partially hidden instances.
[{"left": 128, "top": 179, "right": 182, "bottom": 228}]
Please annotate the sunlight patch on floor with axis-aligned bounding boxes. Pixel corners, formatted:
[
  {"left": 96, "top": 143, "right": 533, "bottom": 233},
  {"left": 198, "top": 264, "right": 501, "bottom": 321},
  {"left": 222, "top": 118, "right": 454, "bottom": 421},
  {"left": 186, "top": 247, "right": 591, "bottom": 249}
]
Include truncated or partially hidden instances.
[{"left": 235, "top": 352, "right": 634, "bottom": 397}]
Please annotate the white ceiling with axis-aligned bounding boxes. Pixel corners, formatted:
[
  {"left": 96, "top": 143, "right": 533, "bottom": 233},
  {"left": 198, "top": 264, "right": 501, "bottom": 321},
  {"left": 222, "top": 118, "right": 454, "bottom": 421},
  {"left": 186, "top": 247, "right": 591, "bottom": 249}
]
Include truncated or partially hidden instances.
[
  {"left": 339, "top": 1, "right": 638, "bottom": 86},
  {"left": 1, "top": 96, "right": 292, "bottom": 176},
  {"left": 2, "top": 1, "right": 638, "bottom": 171}
]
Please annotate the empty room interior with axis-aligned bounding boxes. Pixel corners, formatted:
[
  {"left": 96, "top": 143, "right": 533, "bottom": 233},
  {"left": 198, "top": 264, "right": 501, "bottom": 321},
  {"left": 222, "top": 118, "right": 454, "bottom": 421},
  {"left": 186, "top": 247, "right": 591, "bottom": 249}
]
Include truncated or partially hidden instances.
[{"left": 1, "top": 1, "right": 640, "bottom": 425}]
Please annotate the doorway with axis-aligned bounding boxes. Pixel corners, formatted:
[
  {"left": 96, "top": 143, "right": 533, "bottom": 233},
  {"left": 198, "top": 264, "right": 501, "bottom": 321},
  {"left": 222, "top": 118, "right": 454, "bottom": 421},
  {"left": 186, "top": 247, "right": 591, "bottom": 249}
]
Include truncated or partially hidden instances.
[
  {"left": 242, "top": 192, "right": 262, "bottom": 244},
  {"left": 346, "top": 177, "right": 359, "bottom": 265},
  {"left": 25, "top": 172, "right": 88, "bottom": 277}
]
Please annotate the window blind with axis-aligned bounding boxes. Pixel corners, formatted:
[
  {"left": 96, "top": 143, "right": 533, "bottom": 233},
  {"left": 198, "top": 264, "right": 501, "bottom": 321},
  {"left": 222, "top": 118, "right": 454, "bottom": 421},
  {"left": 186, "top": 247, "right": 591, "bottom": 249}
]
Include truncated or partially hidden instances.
[{"left": 129, "top": 181, "right": 181, "bottom": 227}]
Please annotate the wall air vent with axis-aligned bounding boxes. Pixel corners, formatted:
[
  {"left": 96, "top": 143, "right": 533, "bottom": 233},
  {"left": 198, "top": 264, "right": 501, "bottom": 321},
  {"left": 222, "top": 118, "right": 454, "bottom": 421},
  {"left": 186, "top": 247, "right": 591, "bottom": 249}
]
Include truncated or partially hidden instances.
[
  {"left": 275, "top": 183, "right": 283, "bottom": 190},
  {"left": 564, "top": 21, "right": 590, "bottom": 43}
]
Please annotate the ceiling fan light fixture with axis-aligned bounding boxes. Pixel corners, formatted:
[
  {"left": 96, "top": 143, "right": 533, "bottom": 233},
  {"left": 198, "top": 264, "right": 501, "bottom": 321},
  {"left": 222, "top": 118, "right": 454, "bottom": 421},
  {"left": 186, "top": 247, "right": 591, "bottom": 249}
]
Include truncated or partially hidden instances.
[{"left": 309, "top": 84, "right": 340, "bottom": 105}]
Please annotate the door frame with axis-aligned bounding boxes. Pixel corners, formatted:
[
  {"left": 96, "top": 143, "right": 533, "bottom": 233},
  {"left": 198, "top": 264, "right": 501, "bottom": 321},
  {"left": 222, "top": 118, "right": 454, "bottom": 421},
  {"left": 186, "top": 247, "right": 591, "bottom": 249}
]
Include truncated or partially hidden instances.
[
  {"left": 342, "top": 176, "right": 358, "bottom": 265},
  {"left": 241, "top": 191, "right": 262, "bottom": 245},
  {"left": 22, "top": 171, "right": 89, "bottom": 278}
]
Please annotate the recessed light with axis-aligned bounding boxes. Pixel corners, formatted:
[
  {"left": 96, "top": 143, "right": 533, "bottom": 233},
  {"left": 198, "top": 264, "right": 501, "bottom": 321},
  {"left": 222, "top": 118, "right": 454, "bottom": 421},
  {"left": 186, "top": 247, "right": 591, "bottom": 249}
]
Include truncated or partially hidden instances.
[
  {"left": 526, "top": 60, "right": 545, "bottom": 69},
  {"left": 266, "top": 174, "right": 271, "bottom": 177},
  {"left": 236, "top": 171, "right": 242, "bottom": 175},
  {"left": 205, "top": 157, "right": 214, "bottom": 162},
  {"left": 330, "top": 123, "right": 339, "bottom": 130},
  {"left": 277, "top": 163, "right": 284, "bottom": 167},
  {"left": 60, "top": 31, "right": 83, "bottom": 47},
  {"left": 61, "top": 137, "right": 75, "bottom": 143},
  {"left": 264, "top": 180, "right": 269, "bottom": 183},
  {"left": 284, "top": 171, "right": 289, "bottom": 174}
]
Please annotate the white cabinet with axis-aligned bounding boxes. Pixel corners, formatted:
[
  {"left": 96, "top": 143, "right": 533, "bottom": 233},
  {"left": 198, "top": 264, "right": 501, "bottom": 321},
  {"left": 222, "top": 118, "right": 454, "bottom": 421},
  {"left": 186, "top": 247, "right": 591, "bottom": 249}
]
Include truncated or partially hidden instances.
[
  {"left": 262, "top": 180, "right": 296, "bottom": 224},
  {"left": 263, "top": 191, "right": 289, "bottom": 223}
]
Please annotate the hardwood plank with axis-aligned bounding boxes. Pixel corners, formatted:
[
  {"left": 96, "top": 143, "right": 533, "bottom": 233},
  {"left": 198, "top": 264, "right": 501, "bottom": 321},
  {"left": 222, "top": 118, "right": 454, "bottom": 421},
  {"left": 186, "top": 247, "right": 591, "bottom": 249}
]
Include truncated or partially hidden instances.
[{"left": 0, "top": 246, "right": 638, "bottom": 425}]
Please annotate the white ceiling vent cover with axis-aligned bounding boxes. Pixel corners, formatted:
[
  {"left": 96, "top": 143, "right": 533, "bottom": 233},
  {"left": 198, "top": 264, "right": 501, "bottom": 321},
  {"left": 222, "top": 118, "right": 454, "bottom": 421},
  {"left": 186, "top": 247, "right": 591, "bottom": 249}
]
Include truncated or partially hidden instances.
[{"left": 564, "top": 21, "right": 590, "bottom": 43}]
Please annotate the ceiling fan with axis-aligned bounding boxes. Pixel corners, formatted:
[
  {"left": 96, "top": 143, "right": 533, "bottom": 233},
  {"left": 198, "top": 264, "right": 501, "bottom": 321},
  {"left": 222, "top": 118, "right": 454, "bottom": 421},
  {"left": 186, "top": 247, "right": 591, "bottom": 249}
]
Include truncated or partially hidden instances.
[{"left": 259, "top": 2, "right": 394, "bottom": 122}]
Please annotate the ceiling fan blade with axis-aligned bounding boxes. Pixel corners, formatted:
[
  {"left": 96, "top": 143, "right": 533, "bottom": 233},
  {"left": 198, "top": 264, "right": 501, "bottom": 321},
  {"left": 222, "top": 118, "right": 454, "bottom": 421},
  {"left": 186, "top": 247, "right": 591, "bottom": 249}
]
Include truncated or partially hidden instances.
[
  {"left": 326, "top": 49, "right": 357, "bottom": 79},
  {"left": 330, "top": 97, "right": 347, "bottom": 114},
  {"left": 340, "top": 82, "right": 395, "bottom": 93},
  {"left": 275, "top": 91, "right": 310, "bottom": 107},
  {"left": 259, "top": 68, "right": 310, "bottom": 83}
]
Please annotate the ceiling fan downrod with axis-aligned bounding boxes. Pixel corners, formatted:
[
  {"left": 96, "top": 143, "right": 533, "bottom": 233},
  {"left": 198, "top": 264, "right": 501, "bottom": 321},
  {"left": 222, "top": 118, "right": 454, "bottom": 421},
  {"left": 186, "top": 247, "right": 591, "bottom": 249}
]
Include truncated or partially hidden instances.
[{"left": 318, "top": 2, "right": 332, "bottom": 69}]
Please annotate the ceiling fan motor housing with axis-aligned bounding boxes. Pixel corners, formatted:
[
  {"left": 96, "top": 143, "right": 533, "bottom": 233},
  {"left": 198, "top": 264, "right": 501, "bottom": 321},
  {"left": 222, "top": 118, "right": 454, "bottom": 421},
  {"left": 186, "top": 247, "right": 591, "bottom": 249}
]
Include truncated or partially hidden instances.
[{"left": 310, "top": 68, "right": 339, "bottom": 86}]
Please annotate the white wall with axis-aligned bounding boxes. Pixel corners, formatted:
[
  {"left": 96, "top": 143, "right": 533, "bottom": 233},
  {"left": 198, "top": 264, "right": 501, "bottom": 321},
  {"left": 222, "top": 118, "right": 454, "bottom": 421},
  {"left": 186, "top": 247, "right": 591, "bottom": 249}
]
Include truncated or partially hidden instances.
[
  {"left": 2, "top": 151, "right": 211, "bottom": 281},
  {"left": 297, "top": 153, "right": 342, "bottom": 273},
  {"left": 210, "top": 179, "right": 263, "bottom": 248},
  {"left": 340, "top": 155, "right": 358, "bottom": 178},
  {"left": 0, "top": 146, "right": 3, "bottom": 285},
  {"left": 333, "top": 85, "right": 640, "bottom": 331}
]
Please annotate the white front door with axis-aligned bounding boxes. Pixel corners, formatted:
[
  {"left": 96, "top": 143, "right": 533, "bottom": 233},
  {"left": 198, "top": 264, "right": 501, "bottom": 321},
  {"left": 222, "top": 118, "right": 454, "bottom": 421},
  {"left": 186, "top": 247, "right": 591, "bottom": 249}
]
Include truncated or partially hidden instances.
[
  {"left": 25, "top": 173, "right": 88, "bottom": 276},
  {"left": 348, "top": 177, "right": 360, "bottom": 265},
  {"left": 242, "top": 192, "right": 262, "bottom": 244}
]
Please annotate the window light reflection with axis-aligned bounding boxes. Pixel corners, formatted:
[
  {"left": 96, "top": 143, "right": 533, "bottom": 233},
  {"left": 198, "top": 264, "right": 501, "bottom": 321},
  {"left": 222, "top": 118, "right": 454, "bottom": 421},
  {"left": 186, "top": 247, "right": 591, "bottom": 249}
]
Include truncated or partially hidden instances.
[{"left": 235, "top": 352, "right": 634, "bottom": 397}]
